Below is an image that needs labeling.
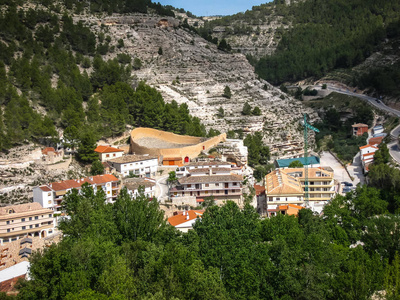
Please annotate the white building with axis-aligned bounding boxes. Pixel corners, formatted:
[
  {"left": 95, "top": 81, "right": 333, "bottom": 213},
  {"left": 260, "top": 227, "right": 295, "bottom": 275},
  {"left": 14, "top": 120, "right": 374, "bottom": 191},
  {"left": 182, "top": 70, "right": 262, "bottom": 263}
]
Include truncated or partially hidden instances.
[
  {"left": 124, "top": 178, "right": 156, "bottom": 199},
  {"left": 94, "top": 145, "right": 124, "bottom": 162},
  {"left": 372, "top": 125, "right": 384, "bottom": 135},
  {"left": 359, "top": 144, "right": 379, "bottom": 172},
  {"left": 33, "top": 174, "right": 120, "bottom": 212},
  {"left": 167, "top": 210, "right": 204, "bottom": 233},
  {"left": 176, "top": 161, "right": 234, "bottom": 177},
  {"left": 108, "top": 155, "right": 158, "bottom": 177}
]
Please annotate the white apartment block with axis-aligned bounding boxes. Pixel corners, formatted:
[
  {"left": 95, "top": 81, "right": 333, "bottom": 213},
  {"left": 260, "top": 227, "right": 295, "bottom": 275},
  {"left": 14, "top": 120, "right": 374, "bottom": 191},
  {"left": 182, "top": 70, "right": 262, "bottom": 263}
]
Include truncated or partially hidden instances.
[
  {"left": 33, "top": 174, "right": 120, "bottom": 212},
  {"left": 108, "top": 155, "right": 158, "bottom": 177}
]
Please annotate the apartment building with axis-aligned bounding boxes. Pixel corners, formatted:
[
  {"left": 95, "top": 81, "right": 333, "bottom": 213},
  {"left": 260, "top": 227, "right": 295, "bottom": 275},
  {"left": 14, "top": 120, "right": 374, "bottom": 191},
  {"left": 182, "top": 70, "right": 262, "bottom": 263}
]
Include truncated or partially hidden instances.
[
  {"left": 109, "top": 155, "right": 158, "bottom": 177},
  {"left": 171, "top": 172, "right": 243, "bottom": 206},
  {"left": 124, "top": 178, "right": 156, "bottom": 199},
  {"left": 284, "top": 168, "right": 335, "bottom": 201},
  {"left": 94, "top": 145, "right": 124, "bottom": 162},
  {"left": 176, "top": 161, "right": 235, "bottom": 177},
  {"left": 33, "top": 174, "right": 120, "bottom": 212},
  {"left": 265, "top": 167, "right": 335, "bottom": 211},
  {"left": 0, "top": 203, "right": 55, "bottom": 245}
]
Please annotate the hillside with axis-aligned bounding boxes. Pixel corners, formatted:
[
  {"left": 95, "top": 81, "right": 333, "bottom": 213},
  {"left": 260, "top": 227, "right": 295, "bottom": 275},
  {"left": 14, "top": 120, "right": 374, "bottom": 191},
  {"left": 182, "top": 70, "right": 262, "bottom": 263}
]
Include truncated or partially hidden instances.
[
  {"left": 0, "top": 0, "right": 316, "bottom": 156},
  {"left": 203, "top": 0, "right": 400, "bottom": 101}
]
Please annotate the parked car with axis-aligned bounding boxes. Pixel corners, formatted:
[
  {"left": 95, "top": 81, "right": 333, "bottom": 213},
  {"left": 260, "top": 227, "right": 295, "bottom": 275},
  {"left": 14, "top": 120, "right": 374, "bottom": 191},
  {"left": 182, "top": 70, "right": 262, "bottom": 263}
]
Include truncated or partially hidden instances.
[{"left": 342, "top": 181, "right": 353, "bottom": 186}]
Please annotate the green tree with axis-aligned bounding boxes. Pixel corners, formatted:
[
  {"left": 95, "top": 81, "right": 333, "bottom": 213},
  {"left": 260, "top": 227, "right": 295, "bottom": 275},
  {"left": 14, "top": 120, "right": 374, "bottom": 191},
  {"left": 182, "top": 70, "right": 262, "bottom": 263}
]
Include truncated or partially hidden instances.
[
  {"left": 223, "top": 86, "right": 231, "bottom": 99},
  {"left": 158, "top": 46, "right": 163, "bottom": 55},
  {"left": 252, "top": 106, "right": 261, "bottom": 116},
  {"left": 90, "top": 159, "right": 104, "bottom": 175},
  {"left": 217, "top": 106, "right": 224, "bottom": 118},
  {"left": 77, "top": 130, "right": 98, "bottom": 164},
  {"left": 242, "top": 102, "right": 252, "bottom": 115},
  {"left": 288, "top": 160, "right": 303, "bottom": 168},
  {"left": 133, "top": 57, "right": 142, "bottom": 70}
]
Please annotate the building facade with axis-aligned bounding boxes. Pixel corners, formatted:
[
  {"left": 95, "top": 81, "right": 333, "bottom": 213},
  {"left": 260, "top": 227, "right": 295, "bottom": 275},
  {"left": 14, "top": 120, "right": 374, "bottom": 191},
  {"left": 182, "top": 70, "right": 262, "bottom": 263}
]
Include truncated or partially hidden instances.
[
  {"left": 0, "top": 203, "right": 54, "bottom": 245},
  {"left": 124, "top": 178, "right": 156, "bottom": 199},
  {"left": 352, "top": 123, "right": 368, "bottom": 136},
  {"left": 33, "top": 174, "right": 120, "bottom": 212},
  {"left": 109, "top": 155, "right": 158, "bottom": 177},
  {"left": 94, "top": 145, "right": 124, "bottom": 162},
  {"left": 171, "top": 173, "right": 243, "bottom": 206},
  {"left": 176, "top": 161, "right": 234, "bottom": 177}
]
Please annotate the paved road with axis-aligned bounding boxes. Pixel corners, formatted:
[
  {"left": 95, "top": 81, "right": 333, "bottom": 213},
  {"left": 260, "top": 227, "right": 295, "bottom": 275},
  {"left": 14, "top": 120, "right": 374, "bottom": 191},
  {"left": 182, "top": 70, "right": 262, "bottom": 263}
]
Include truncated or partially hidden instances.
[
  {"left": 325, "top": 85, "right": 400, "bottom": 117},
  {"left": 388, "top": 141, "right": 400, "bottom": 164},
  {"left": 155, "top": 175, "right": 168, "bottom": 202}
]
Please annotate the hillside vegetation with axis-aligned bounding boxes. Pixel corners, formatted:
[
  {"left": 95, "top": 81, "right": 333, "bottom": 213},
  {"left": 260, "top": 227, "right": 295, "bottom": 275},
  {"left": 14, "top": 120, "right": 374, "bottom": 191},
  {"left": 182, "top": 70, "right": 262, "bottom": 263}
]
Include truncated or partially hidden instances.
[{"left": 0, "top": 0, "right": 207, "bottom": 153}]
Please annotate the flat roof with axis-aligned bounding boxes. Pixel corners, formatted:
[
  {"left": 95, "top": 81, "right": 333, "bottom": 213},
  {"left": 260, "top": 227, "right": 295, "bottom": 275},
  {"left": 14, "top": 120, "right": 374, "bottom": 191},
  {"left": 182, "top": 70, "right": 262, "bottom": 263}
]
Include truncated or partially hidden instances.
[
  {"left": 275, "top": 156, "right": 320, "bottom": 168},
  {"left": 0, "top": 261, "right": 29, "bottom": 283}
]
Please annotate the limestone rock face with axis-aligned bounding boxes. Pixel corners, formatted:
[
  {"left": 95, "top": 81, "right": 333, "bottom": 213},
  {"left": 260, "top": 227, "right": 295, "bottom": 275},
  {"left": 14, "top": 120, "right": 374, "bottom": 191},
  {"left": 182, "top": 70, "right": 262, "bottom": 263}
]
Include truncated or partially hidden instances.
[{"left": 81, "top": 14, "right": 318, "bottom": 157}]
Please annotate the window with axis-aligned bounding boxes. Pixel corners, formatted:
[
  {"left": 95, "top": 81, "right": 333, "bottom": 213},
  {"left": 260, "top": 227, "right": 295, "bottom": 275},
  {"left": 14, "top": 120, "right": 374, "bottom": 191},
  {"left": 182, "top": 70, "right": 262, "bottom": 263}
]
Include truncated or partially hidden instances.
[
  {"left": 205, "top": 184, "right": 209, "bottom": 187},
  {"left": 29, "top": 217, "right": 32, "bottom": 221},
  {"left": 48, "top": 192, "right": 51, "bottom": 196},
  {"left": 22, "top": 226, "right": 26, "bottom": 230},
  {"left": 30, "top": 225, "right": 33, "bottom": 229},
  {"left": 48, "top": 200, "right": 52, "bottom": 204},
  {"left": 276, "top": 198, "right": 280, "bottom": 201},
  {"left": 140, "top": 162, "right": 143, "bottom": 165},
  {"left": 49, "top": 214, "right": 52, "bottom": 218},
  {"left": 6, "top": 220, "right": 9, "bottom": 225},
  {"left": 21, "top": 218, "right": 25, "bottom": 222},
  {"left": 106, "top": 154, "right": 110, "bottom": 158},
  {"left": 205, "top": 191, "right": 209, "bottom": 194},
  {"left": 35, "top": 216, "right": 38, "bottom": 220},
  {"left": 107, "top": 191, "right": 110, "bottom": 194},
  {"left": 7, "top": 229, "right": 10, "bottom": 233},
  {"left": 233, "top": 182, "right": 237, "bottom": 186},
  {"left": 187, "top": 184, "right": 191, "bottom": 187},
  {"left": 216, "top": 183, "right": 219, "bottom": 186},
  {"left": 35, "top": 224, "right": 39, "bottom": 228},
  {"left": 113, "top": 154, "right": 116, "bottom": 157}
]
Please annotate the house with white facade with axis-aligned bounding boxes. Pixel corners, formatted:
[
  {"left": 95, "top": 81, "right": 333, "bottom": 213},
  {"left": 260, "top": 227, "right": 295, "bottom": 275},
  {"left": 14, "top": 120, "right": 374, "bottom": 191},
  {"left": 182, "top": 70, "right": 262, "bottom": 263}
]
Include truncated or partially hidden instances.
[
  {"left": 94, "top": 145, "right": 124, "bottom": 162},
  {"left": 33, "top": 174, "right": 120, "bottom": 212},
  {"left": 170, "top": 172, "right": 243, "bottom": 206},
  {"left": 359, "top": 144, "right": 379, "bottom": 172},
  {"left": 167, "top": 210, "right": 204, "bottom": 233},
  {"left": 372, "top": 125, "right": 384, "bottom": 135},
  {"left": 108, "top": 155, "right": 158, "bottom": 177},
  {"left": 124, "top": 178, "right": 156, "bottom": 199}
]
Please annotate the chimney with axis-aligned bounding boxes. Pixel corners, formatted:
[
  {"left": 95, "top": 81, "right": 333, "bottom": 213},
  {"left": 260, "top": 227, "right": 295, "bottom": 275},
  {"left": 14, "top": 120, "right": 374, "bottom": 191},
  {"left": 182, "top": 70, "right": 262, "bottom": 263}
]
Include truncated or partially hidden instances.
[{"left": 186, "top": 212, "right": 190, "bottom": 220}]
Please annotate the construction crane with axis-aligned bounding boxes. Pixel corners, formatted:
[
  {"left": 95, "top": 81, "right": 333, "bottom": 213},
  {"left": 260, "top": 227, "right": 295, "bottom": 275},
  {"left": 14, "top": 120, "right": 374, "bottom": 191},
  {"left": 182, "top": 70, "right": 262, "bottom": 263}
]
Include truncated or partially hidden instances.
[{"left": 301, "top": 113, "right": 320, "bottom": 206}]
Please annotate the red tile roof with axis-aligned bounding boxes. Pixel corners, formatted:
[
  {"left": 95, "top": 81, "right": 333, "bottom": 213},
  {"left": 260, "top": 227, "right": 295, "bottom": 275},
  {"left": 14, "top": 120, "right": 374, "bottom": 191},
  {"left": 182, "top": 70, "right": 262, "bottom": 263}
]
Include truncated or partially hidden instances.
[
  {"left": 39, "top": 185, "right": 52, "bottom": 192},
  {"left": 0, "top": 275, "right": 25, "bottom": 295},
  {"left": 254, "top": 184, "right": 265, "bottom": 196},
  {"left": 352, "top": 123, "right": 368, "bottom": 128},
  {"left": 94, "top": 145, "right": 124, "bottom": 153},
  {"left": 359, "top": 144, "right": 378, "bottom": 150},
  {"left": 168, "top": 210, "right": 204, "bottom": 227},
  {"left": 48, "top": 174, "right": 118, "bottom": 191},
  {"left": 368, "top": 136, "right": 384, "bottom": 146},
  {"left": 42, "top": 147, "right": 56, "bottom": 155}
]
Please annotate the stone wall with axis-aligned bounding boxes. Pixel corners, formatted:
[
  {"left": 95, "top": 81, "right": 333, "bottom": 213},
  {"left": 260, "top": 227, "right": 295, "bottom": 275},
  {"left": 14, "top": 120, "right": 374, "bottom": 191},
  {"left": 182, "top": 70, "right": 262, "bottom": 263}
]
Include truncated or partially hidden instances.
[{"left": 130, "top": 128, "right": 226, "bottom": 159}]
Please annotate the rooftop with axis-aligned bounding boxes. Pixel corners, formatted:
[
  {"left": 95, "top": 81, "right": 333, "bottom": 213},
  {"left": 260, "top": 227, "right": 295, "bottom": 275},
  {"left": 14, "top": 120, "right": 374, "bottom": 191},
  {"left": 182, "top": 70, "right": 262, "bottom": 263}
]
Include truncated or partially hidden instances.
[
  {"left": 124, "top": 178, "right": 156, "bottom": 191},
  {"left": 283, "top": 167, "right": 333, "bottom": 179},
  {"left": 42, "top": 147, "right": 56, "bottom": 155},
  {"left": 178, "top": 174, "right": 242, "bottom": 184},
  {"left": 265, "top": 170, "right": 303, "bottom": 196},
  {"left": 108, "top": 154, "right": 158, "bottom": 164},
  {"left": 94, "top": 145, "right": 124, "bottom": 154},
  {"left": 352, "top": 123, "right": 368, "bottom": 128},
  {"left": 359, "top": 144, "right": 379, "bottom": 150},
  {"left": 188, "top": 167, "right": 231, "bottom": 174},
  {"left": 275, "top": 156, "right": 320, "bottom": 168},
  {"left": 40, "top": 174, "right": 118, "bottom": 192},
  {"left": 186, "top": 161, "right": 232, "bottom": 167},
  {"left": 168, "top": 210, "right": 204, "bottom": 227},
  {"left": 0, "top": 203, "right": 47, "bottom": 217}
]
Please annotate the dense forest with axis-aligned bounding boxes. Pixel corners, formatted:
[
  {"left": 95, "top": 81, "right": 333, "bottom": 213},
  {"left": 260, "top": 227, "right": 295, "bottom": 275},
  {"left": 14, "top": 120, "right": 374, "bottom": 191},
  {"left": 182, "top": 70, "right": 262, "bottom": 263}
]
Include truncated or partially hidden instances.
[
  {"left": 254, "top": 0, "right": 400, "bottom": 85},
  {"left": 0, "top": 1, "right": 206, "bottom": 153},
  {"left": 7, "top": 155, "right": 400, "bottom": 299}
]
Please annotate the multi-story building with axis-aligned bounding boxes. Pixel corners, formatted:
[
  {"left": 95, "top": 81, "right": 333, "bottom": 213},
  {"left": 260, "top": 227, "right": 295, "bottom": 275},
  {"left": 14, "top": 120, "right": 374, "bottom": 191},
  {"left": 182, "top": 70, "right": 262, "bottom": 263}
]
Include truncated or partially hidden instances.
[
  {"left": 265, "top": 167, "right": 335, "bottom": 212},
  {"left": 284, "top": 168, "right": 335, "bottom": 202},
  {"left": 109, "top": 155, "right": 158, "bottom": 177},
  {"left": 33, "top": 174, "right": 120, "bottom": 212},
  {"left": 176, "top": 161, "right": 234, "bottom": 177},
  {"left": 359, "top": 144, "right": 379, "bottom": 172},
  {"left": 274, "top": 156, "right": 320, "bottom": 169},
  {"left": 94, "top": 145, "right": 124, "bottom": 162},
  {"left": 265, "top": 169, "right": 304, "bottom": 208},
  {"left": 352, "top": 123, "right": 368, "bottom": 136},
  {"left": 0, "top": 203, "right": 55, "bottom": 244},
  {"left": 124, "top": 178, "right": 156, "bottom": 199},
  {"left": 170, "top": 171, "right": 243, "bottom": 206}
]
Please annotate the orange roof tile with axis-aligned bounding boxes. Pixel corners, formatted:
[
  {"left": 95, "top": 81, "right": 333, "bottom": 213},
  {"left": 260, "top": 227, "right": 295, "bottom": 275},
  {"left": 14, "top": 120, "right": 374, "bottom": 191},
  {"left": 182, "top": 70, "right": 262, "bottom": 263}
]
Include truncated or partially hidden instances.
[
  {"left": 168, "top": 210, "right": 204, "bottom": 227},
  {"left": 368, "top": 136, "right": 384, "bottom": 146},
  {"left": 48, "top": 174, "right": 118, "bottom": 191},
  {"left": 352, "top": 123, "right": 368, "bottom": 128},
  {"left": 94, "top": 145, "right": 124, "bottom": 153},
  {"left": 254, "top": 184, "right": 265, "bottom": 196},
  {"left": 265, "top": 170, "right": 303, "bottom": 196},
  {"left": 359, "top": 144, "right": 378, "bottom": 150},
  {"left": 42, "top": 147, "right": 56, "bottom": 155}
]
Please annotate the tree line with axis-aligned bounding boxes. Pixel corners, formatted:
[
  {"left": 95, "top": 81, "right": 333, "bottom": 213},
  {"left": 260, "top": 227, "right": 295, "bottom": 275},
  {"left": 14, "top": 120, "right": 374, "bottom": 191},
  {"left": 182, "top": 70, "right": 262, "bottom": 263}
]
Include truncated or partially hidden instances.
[
  {"left": 8, "top": 180, "right": 400, "bottom": 299},
  {"left": 252, "top": 0, "right": 400, "bottom": 84}
]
